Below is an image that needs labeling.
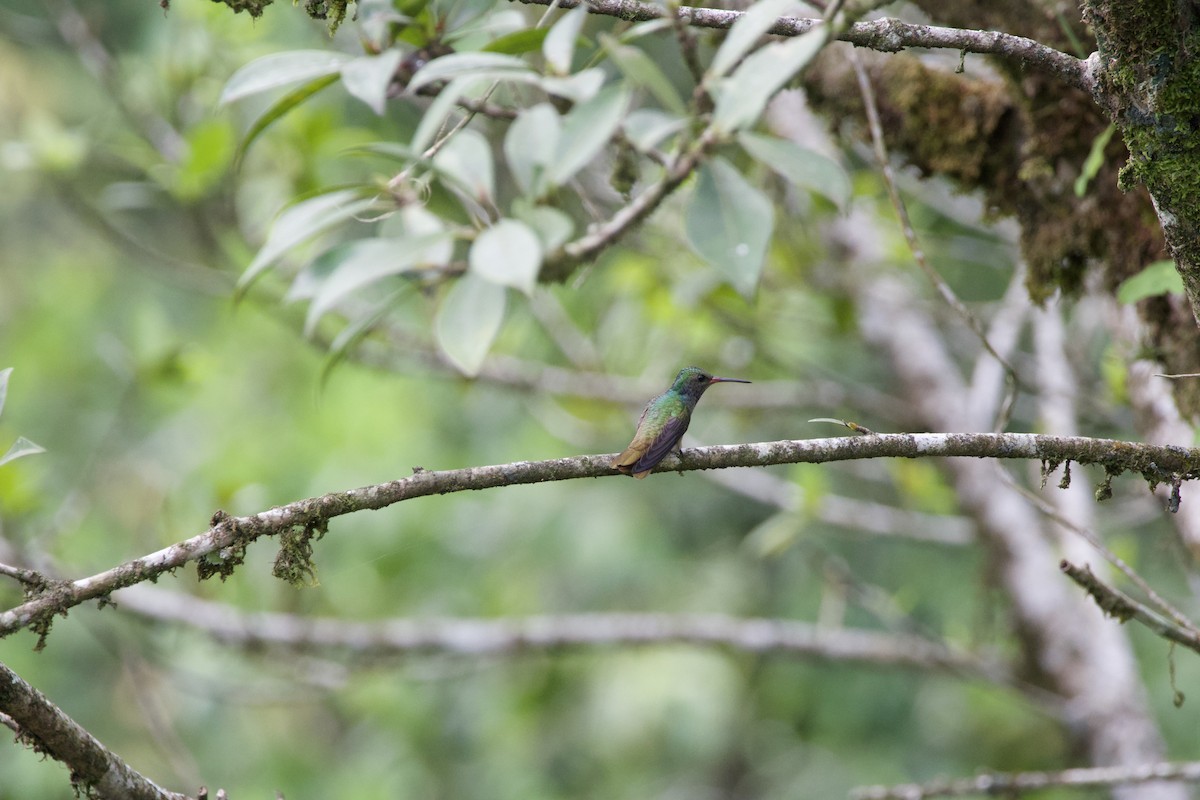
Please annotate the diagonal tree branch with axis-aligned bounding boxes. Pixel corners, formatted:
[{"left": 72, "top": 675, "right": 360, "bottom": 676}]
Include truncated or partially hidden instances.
[
  {"left": 509, "top": 0, "right": 1093, "bottom": 91},
  {"left": 0, "top": 658, "right": 191, "bottom": 800},
  {"left": 2, "top": 432, "right": 1198, "bottom": 641},
  {"left": 1060, "top": 560, "right": 1200, "bottom": 657}
]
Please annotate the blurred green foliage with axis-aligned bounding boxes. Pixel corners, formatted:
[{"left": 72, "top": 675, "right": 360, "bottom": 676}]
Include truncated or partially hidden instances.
[{"left": 0, "top": 2, "right": 1195, "bottom": 799}]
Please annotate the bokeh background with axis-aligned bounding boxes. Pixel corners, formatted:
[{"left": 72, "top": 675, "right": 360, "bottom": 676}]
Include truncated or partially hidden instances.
[{"left": 1, "top": 1, "right": 1197, "bottom": 798}]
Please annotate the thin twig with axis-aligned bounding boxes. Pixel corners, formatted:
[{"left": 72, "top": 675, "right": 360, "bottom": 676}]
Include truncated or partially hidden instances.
[
  {"left": 388, "top": 83, "right": 500, "bottom": 193},
  {"left": 1060, "top": 560, "right": 1200, "bottom": 655},
  {"left": 849, "top": 49, "right": 1022, "bottom": 431},
  {"left": 3, "top": 432, "right": 1199, "bottom": 640},
  {"left": 509, "top": 0, "right": 1093, "bottom": 91},
  {"left": 0, "top": 562, "right": 50, "bottom": 586},
  {"left": 852, "top": 760, "right": 1200, "bottom": 800},
  {"left": 1005, "top": 473, "right": 1200, "bottom": 637},
  {"left": 667, "top": 0, "right": 706, "bottom": 86},
  {"left": 542, "top": 126, "right": 721, "bottom": 279},
  {"left": 964, "top": 265, "right": 1028, "bottom": 431}
]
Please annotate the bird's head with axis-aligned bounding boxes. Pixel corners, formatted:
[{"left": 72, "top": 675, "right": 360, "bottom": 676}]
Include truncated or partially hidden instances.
[{"left": 670, "top": 366, "right": 751, "bottom": 402}]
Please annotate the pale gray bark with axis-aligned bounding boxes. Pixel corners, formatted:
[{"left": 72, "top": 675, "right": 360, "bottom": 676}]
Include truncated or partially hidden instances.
[{"left": 859, "top": 276, "right": 1184, "bottom": 800}]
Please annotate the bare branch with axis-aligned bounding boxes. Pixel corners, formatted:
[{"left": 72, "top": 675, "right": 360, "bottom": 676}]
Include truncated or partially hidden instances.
[
  {"left": 700, "top": 465, "right": 973, "bottom": 544},
  {"left": 2, "top": 432, "right": 1197, "bottom": 640},
  {"left": 509, "top": 0, "right": 1092, "bottom": 91},
  {"left": 115, "top": 586, "right": 1005, "bottom": 677},
  {"left": 852, "top": 761, "right": 1200, "bottom": 800},
  {"left": 0, "top": 561, "right": 50, "bottom": 587},
  {"left": 1009, "top": 475, "right": 1200, "bottom": 638},
  {"left": 0, "top": 659, "right": 190, "bottom": 800},
  {"left": 1060, "top": 560, "right": 1200, "bottom": 657}
]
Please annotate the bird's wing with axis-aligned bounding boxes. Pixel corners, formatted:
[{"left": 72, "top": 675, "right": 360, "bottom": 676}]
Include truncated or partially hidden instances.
[
  {"left": 630, "top": 414, "right": 689, "bottom": 475},
  {"left": 613, "top": 404, "right": 653, "bottom": 469}
]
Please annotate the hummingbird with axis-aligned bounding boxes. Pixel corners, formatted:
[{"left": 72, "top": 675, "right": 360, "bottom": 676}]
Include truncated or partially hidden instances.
[{"left": 613, "top": 366, "right": 751, "bottom": 479}]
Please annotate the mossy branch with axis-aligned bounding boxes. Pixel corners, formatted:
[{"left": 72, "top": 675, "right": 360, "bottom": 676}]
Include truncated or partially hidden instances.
[
  {"left": 0, "top": 659, "right": 190, "bottom": 800},
  {"left": 2, "top": 432, "right": 1198, "bottom": 641},
  {"left": 1060, "top": 560, "right": 1200, "bottom": 657}
]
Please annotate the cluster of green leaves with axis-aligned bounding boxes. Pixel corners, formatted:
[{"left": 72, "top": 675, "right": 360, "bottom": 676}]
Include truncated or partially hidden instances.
[{"left": 221, "top": 0, "right": 849, "bottom": 375}]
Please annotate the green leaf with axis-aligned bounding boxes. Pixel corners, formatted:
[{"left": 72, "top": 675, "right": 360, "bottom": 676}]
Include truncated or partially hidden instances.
[
  {"left": 341, "top": 142, "right": 425, "bottom": 163},
  {"left": 708, "top": 0, "right": 800, "bottom": 79},
  {"left": 481, "top": 28, "right": 549, "bottom": 55},
  {"left": 622, "top": 109, "right": 687, "bottom": 152},
  {"left": 433, "top": 128, "right": 495, "bottom": 204},
  {"left": 539, "top": 68, "right": 606, "bottom": 103},
  {"left": 1116, "top": 260, "right": 1184, "bottom": 303},
  {"left": 712, "top": 26, "right": 827, "bottom": 133},
  {"left": 504, "top": 103, "right": 562, "bottom": 196},
  {"left": 409, "top": 70, "right": 591, "bottom": 154},
  {"left": 543, "top": 4, "right": 589, "bottom": 74},
  {"left": 379, "top": 203, "right": 451, "bottom": 242},
  {"left": 600, "top": 33, "right": 686, "bottom": 115},
  {"left": 0, "top": 437, "right": 45, "bottom": 468},
  {"left": 738, "top": 131, "right": 849, "bottom": 208},
  {"left": 240, "top": 189, "right": 377, "bottom": 290},
  {"left": 685, "top": 156, "right": 774, "bottom": 296},
  {"left": 469, "top": 219, "right": 543, "bottom": 294},
  {"left": 1074, "top": 123, "right": 1116, "bottom": 197},
  {"left": 341, "top": 51, "right": 404, "bottom": 115},
  {"left": 234, "top": 74, "right": 340, "bottom": 168},
  {"left": 548, "top": 84, "right": 630, "bottom": 186},
  {"left": 445, "top": 8, "right": 526, "bottom": 47},
  {"left": 512, "top": 203, "right": 574, "bottom": 251},
  {"left": 600, "top": 35, "right": 686, "bottom": 115},
  {"left": 407, "top": 52, "right": 532, "bottom": 93},
  {"left": 411, "top": 75, "right": 488, "bottom": 153},
  {"left": 304, "top": 233, "right": 453, "bottom": 334},
  {"left": 220, "top": 50, "right": 353, "bottom": 105},
  {"left": 435, "top": 275, "right": 507, "bottom": 376},
  {"left": 616, "top": 18, "right": 674, "bottom": 42}
]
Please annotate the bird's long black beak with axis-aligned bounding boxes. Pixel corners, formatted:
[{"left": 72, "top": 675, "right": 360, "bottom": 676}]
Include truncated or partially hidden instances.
[{"left": 709, "top": 376, "right": 751, "bottom": 384}]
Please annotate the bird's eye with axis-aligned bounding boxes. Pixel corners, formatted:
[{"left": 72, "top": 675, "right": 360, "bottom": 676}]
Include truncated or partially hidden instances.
[{"left": 695, "top": 374, "right": 707, "bottom": 382}]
